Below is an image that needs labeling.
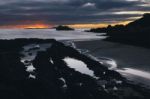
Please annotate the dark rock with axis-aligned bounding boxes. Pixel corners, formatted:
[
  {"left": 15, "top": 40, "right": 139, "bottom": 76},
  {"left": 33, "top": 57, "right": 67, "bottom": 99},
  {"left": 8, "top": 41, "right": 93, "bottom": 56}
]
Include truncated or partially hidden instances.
[
  {"left": 87, "top": 13, "right": 150, "bottom": 48},
  {"left": 0, "top": 39, "right": 150, "bottom": 99},
  {"left": 55, "top": 25, "right": 74, "bottom": 31}
]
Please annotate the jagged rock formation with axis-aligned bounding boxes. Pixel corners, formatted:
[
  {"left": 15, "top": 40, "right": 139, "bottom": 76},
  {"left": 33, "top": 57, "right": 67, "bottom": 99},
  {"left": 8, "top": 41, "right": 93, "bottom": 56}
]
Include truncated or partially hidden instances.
[{"left": 0, "top": 39, "right": 150, "bottom": 99}]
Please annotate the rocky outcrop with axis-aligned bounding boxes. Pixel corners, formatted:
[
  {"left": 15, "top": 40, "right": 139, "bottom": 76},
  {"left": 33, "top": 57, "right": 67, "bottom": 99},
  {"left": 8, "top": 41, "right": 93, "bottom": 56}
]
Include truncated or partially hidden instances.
[
  {"left": 87, "top": 13, "right": 150, "bottom": 48},
  {"left": 55, "top": 25, "right": 74, "bottom": 31},
  {"left": 0, "top": 39, "right": 150, "bottom": 99}
]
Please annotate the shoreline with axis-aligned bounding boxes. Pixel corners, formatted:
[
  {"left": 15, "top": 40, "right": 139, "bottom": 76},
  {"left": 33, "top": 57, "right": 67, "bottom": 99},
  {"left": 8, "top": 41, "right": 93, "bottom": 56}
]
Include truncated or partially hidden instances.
[
  {"left": 73, "top": 39, "right": 150, "bottom": 88},
  {"left": 0, "top": 38, "right": 150, "bottom": 99},
  {"left": 105, "top": 37, "right": 150, "bottom": 49},
  {"left": 73, "top": 39, "right": 150, "bottom": 71}
]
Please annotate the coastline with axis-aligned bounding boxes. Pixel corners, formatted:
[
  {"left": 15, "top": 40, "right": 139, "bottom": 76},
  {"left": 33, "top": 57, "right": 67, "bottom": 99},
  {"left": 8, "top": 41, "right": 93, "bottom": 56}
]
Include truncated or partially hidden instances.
[
  {"left": 74, "top": 39, "right": 150, "bottom": 71},
  {"left": 73, "top": 39, "right": 150, "bottom": 88},
  {"left": 105, "top": 37, "right": 150, "bottom": 49},
  {"left": 0, "top": 38, "right": 150, "bottom": 99}
]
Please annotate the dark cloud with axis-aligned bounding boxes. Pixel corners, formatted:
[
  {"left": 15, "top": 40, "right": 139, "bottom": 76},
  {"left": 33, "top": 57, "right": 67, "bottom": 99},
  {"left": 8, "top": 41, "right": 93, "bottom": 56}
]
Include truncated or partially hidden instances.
[{"left": 0, "top": 0, "right": 149, "bottom": 26}]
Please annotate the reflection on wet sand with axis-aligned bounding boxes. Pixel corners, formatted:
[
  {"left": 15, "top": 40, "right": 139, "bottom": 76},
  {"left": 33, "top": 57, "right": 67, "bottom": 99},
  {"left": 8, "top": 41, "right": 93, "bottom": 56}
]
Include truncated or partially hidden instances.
[
  {"left": 63, "top": 57, "right": 98, "bottom": 79},
  {"left": 72, "top": 41, "right": 150, "bottom": 88},
  {"left": 1, "top": 39, "right": 150, "bottom": 99},
  {"left": 117, "top": 68, "right": 150, "bottom": 87}
]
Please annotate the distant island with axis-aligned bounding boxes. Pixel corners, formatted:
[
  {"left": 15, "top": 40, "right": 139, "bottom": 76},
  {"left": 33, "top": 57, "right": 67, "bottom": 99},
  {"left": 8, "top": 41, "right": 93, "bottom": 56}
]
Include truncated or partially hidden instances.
[
  {"left": 87, "top": 13, "right": 150, "bottom": 48},
  {"left": 55, "top": 25, "right": 74, "bottom": 31}
]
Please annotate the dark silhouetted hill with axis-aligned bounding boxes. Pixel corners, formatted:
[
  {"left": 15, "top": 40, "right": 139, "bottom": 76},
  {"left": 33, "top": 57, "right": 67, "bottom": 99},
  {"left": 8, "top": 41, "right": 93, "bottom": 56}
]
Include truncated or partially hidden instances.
[
  {"left": 127, "top": 13, "right": 150, "bottom": 28},
  {"left": 87, "top": 13, "right": 150, "bottom": 48}
]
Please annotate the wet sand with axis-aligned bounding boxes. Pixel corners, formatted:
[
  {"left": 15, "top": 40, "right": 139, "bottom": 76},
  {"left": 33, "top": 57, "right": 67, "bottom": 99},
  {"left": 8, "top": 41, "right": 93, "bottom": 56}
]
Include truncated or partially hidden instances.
[
  {"left": 1, "top": 39, "right": 150, "bottom": 99},
  {"left": 74, "top": 40, "right": 150, "bottom": 71},
  {"left": 74, "top": 39, "right": 150, "bottom": 87}
]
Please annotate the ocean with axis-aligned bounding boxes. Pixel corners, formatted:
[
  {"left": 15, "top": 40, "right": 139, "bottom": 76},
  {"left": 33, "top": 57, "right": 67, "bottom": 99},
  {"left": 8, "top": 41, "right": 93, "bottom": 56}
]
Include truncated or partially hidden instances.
[{"left": 0, "top": 29, "right": 106, "bottom": 40}]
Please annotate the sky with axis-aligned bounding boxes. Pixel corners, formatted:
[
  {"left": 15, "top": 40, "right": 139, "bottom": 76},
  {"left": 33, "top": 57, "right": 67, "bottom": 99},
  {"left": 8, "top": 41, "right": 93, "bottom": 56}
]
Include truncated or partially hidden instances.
[{"left": 0, "top": 0, "right": 150, "bottom": 28}]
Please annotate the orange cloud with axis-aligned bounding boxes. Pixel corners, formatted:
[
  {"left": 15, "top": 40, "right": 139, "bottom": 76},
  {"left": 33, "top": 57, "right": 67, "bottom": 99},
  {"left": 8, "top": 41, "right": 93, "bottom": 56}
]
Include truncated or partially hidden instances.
[
  {"left": 67, "top": 21, "right": 132, "bottom": 29},
  {"left": 68, "top": 23, "right": 108, "bottom": 29},
  {"left": 0, "top": 21, "right": 53, "bottom": 29}
]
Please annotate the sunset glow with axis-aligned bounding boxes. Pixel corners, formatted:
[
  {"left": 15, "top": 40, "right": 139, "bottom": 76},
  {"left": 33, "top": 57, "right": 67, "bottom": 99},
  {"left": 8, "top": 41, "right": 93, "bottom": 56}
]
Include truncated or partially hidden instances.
[
  {"left": 0, "top": 20, "right": 134, "bottom": 29},
  {"left": 68, "top": 24, "right": 108, "bottom": 29},
  {"left": 0, "top": 0, "right": 149, "bottom": 29},
  {"left": 68, "top": 21, "right": 132, "bottom": 29},
  {"left": 0, "top": 22, "right": 53, "bottom": 29},
  {"left": 23, "top": 24, "right": 51, "bottom": 29}
]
